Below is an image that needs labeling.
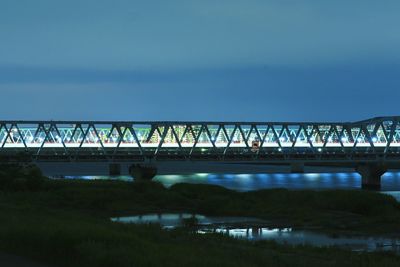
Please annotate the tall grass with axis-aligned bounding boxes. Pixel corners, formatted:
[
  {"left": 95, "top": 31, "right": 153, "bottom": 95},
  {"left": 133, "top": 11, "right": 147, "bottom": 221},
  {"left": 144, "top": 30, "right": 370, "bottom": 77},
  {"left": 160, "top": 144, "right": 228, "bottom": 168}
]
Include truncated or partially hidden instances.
[{"left": 0, "top": 173, "right": 399, "bottom": 266}]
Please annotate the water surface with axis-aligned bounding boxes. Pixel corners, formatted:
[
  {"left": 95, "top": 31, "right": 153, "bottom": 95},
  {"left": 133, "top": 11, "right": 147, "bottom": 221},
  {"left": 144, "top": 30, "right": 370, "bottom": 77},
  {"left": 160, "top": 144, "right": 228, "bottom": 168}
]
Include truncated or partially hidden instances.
[
  {"left": 112, "top": 213, "right": 400, "bottom": 253},
  {"left": 59, "top": 171, "right": 400, "bottom": 200}
]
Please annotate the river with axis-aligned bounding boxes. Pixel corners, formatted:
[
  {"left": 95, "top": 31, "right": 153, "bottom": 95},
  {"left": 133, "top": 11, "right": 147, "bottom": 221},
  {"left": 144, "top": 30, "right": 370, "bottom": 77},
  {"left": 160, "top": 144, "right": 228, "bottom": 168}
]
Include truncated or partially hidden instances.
[{"left": 56, "top": 171, "right": 400, "bottom": 201}]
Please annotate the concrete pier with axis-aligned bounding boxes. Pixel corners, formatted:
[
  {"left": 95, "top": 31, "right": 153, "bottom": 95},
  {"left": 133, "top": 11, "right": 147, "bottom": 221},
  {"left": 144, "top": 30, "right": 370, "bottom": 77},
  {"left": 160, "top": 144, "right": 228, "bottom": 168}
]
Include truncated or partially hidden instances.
[{"left": 356, "top": 163, "right": 387, "bottom": 190}]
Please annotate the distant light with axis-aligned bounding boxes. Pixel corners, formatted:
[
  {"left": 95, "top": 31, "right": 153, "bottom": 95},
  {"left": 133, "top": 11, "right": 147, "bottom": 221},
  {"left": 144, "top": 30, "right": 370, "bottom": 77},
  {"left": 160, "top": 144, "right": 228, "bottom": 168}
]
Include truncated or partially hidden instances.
[
  {"left": 318, "top": 148, "right": 322, "bottom": 152},
  {"left": 341, "top": 137, "right": 348, "bottom": 142},
  {"left": 357, "top": 137, "right": 362, "bottom": 142},
  {"left": 211, "top": 137, "right": 216, "bottom": 142},
  {"left": 278, "top": 148, "right": 282, "bottom": 152},
  {"left": 372, "top": 137, "right": 378, "bottom": 142}
]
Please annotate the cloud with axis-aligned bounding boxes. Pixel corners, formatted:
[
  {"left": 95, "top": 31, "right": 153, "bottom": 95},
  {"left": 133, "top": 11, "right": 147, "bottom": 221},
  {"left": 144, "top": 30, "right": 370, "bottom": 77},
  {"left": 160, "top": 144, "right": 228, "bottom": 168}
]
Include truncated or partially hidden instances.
[
  {"left": 0, "top": 1, "right": 399, "bottom": 121},
  {"left": 0, "top": 0, "right": 399, "bottom": 69},
  {"left": 0, "top": 63, "right": 399, "bottom": 122}
]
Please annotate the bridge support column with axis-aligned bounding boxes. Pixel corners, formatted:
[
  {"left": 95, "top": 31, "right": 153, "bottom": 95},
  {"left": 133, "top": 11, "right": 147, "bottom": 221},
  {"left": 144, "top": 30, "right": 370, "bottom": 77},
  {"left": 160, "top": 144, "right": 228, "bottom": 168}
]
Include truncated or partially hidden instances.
[
  {"left": 109, "top": 163, "right": 121, "bottom": 176},
  {"left": 129, "top": 164, "right": 157, "bottom": 180},
  {"left": 290, "top": 163, "right": 304, "bottom": 173},
  {"left": 356, "top": 164, "right": 386, "bottom": 190}
]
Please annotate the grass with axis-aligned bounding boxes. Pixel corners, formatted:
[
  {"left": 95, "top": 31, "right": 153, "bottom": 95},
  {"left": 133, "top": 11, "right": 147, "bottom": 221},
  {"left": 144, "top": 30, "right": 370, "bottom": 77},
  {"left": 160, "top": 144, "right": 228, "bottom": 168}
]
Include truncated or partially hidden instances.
[
  {"left": 25, "top": 179, "right": 400, "bottom": 235},
  {"left": 0, "top": 204, "right": 400, "bottom": 267},
  {"left": 0, "top": 171, "right": 400, "bottom": 266}
]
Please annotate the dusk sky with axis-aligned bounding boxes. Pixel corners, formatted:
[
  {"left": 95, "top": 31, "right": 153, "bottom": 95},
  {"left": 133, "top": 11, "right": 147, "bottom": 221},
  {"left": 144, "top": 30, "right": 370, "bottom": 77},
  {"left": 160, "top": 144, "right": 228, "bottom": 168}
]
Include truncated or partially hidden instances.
[{"left": 1, "top": 0, "right": 399, "bottom": 122}]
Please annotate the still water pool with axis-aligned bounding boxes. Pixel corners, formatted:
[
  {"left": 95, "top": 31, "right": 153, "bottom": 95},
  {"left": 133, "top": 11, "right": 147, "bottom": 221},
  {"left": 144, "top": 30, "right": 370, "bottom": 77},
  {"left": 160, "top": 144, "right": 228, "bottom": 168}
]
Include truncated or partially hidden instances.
[{"left": 111, "top": 213, "right": 400, "bottom": 253}]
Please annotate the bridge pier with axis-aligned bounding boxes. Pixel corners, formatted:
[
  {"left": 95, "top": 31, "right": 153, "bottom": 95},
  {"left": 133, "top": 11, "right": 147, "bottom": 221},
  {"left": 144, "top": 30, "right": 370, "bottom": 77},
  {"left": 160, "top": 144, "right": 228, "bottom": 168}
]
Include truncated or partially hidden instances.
[
  {"left": 290, "top": 163, "right": 304, "bottom": 173},
  {"left": 129, "top": 164, "right": 157, "bottom": 180},
  {"left": 356, "top": 164, "right": 387, "bottom": 190},
  {"left": 109, "top": 163, "right": 121, "bottom": 176}
]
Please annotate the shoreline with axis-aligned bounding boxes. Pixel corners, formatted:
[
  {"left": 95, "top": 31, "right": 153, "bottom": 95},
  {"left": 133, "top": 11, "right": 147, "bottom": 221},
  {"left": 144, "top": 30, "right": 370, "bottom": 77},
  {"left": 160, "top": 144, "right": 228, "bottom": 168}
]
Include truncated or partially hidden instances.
[{"left": 1, "top": 168, "right": 400, "bottom": 266}]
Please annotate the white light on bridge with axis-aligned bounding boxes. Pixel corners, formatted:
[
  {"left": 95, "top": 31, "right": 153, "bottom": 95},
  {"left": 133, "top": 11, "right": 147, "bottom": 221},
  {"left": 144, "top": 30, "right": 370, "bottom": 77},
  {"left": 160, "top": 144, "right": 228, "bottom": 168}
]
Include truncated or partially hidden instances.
[{"left": 1, "top": 119, "right": 400, "bottom": 156}]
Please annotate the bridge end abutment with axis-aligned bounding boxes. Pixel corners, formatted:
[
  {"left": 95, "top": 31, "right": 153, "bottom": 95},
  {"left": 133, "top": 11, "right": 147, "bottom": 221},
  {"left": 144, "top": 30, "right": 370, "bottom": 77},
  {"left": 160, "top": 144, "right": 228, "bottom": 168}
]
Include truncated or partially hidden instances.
[{"left": 356, "top": 163, "right": 387, "bottom": 190}]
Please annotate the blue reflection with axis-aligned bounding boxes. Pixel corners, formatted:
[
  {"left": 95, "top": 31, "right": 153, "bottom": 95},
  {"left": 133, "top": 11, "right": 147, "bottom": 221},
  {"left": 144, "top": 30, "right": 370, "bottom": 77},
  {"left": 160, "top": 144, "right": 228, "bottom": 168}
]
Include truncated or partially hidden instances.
[
  {"left": 304, "top": 173, "right": 319, "bottom": 181},
  {"left": 274, "top": 173, "right": 286, "bottom": 179},
  {"left": 63, "top": 171, "right": 400, "bottom": 193},
  {"left": 256, "top": 173, "right": 268, "bottom": 179},
  {"left": 320, "top": 173, "right": 333, "bottom": 179},
  {"left": 289, "top": 173, "right": 301, "bottom": 179},
  {"left": 337, "top": 172, "right": 349, "bottom": 179},
  {"left": 223, "top": 174, "right": 235, "bottom": 179}
]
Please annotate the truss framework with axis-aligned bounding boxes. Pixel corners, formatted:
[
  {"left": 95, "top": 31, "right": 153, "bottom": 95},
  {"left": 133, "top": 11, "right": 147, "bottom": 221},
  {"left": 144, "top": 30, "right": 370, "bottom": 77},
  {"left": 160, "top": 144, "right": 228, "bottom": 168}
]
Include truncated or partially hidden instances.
[{"left": 1, "top": 117, "right": 400, "bottom": 161}]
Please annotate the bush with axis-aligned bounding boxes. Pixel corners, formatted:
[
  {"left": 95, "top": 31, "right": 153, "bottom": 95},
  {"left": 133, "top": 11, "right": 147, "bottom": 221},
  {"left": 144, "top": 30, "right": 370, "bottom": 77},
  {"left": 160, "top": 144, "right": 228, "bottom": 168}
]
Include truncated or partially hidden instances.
[
  {"left": 182, "top": 216, "right": 198, "bottom": 227},
  {"left": 0, "top": 164, "right": 46, "bottom": 191},
  {"left": 25, "top": 165, "right": 45, "bottom": 190}
]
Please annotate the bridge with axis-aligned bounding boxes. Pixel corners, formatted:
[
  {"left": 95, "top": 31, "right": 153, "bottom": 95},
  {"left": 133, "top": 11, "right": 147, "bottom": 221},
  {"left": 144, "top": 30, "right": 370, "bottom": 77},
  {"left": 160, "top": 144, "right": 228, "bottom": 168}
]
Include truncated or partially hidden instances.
[{"left": 1, "top": 117, "right": 400, "bottom": 189}]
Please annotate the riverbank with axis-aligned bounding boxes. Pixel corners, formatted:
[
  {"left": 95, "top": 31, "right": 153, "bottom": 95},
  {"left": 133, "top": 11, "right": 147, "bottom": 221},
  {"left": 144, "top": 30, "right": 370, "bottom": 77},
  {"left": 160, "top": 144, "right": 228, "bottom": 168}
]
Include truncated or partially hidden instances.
[
  {"left": 36, "top": 179, "right": 400, "bottom": 235},
  {"left": 1, "top": 174, "right": 400, "bottom": 266}
]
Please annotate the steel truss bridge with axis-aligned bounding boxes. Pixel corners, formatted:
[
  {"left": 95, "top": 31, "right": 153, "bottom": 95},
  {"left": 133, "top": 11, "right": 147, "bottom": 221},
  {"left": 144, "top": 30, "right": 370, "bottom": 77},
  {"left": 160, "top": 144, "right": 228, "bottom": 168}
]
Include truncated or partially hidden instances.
[{"left": 0, "top": 117, "right": 400, "bottom": 164}]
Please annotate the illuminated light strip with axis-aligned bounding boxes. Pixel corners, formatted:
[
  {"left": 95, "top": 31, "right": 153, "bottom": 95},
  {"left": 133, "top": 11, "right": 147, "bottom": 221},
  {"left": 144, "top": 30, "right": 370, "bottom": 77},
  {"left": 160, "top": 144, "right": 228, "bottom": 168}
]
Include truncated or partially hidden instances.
[
  {"left": 0, "top": 119, "right": 399, "bottom": 159},
  {"left": 3, "top": 142, "right": 400, "bottom": 148}
]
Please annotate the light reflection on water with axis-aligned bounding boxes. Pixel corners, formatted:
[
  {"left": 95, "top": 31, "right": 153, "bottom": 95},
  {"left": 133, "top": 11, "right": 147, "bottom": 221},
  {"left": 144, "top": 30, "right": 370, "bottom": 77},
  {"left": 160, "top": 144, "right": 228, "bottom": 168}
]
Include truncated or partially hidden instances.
[
  {"left": 157, "top": 172, "right": 364, "bottom": 191},
  {"left": 111, "top": 213, "right": 266, "bottom": 227},
  {"left": 157, "top": 172, "right": 348, "bottom": 191},
  {"left": 111, "top": 213, "right": 400, "bottom": 253},
  {"left": 219, "top": 228, "right": 400, "bottom": 253},
  {"left": 60, "top": 172, "right": 400, "bottom": 200},
  {"left": 157, "top": 172, "right": 400, "bottom": 192}
]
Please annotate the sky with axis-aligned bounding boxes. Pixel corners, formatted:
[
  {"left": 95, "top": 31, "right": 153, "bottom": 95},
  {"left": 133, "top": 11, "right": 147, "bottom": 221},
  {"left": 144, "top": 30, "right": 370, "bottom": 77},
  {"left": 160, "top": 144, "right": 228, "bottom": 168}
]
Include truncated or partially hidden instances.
[{"left": 0, "top": 0, "right": 399, "bottom": 122}]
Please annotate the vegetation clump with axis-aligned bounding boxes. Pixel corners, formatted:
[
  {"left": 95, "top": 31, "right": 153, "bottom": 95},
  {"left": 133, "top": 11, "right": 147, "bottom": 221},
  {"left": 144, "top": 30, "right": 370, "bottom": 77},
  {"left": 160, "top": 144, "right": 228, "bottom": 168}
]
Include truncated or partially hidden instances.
[
  {"left": 182, "top": 215, "right": 199, "bottom": 228},
  {"left": 0, "top": 163, "right": 46, "bottom": 191}
]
